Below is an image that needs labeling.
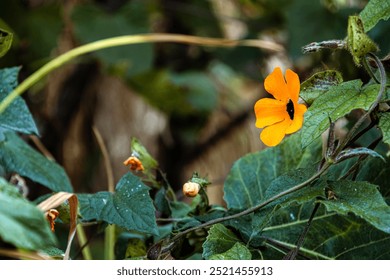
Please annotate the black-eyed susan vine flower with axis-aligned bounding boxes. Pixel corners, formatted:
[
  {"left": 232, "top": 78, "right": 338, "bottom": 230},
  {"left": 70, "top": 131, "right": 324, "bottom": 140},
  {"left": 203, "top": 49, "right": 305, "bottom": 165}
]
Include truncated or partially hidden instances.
[{"left": 254, "top": 67, "right": 307, "bottom": 146}]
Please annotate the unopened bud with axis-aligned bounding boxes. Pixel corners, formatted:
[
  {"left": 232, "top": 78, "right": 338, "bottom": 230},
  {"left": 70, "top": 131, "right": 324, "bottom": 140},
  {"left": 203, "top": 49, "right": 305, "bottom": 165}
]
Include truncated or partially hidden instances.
[{"left": 183, "top": 182, "right": 201, "bottom": 197}]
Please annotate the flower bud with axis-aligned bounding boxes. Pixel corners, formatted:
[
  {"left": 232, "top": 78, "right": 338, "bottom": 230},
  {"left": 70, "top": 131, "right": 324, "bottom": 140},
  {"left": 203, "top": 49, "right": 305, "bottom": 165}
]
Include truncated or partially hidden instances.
[
  {"left": 123, "top": 156, "right": 144, "bottom": 171},
  {"left": 182, "top": 182, "right": 201, "bottom": 197}
]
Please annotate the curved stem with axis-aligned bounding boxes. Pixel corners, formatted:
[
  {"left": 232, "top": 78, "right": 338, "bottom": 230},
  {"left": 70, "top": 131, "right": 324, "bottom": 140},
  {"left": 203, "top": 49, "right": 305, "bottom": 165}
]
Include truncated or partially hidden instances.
[
  {"left": 0, "top": 33, "right": 282, "bottom": 114},
  {"left": 162, "top": 163, "right": 330, "bottom": 253},
  {"left": 362, "top": 55, "right": 380, "bottom": 84}
]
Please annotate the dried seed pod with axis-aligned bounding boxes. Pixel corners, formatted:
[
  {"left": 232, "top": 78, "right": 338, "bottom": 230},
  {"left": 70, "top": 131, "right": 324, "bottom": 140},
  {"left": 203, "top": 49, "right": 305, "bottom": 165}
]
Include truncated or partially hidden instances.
[{"left": 182, "top": 182, "right": 200, "bottom": 197}]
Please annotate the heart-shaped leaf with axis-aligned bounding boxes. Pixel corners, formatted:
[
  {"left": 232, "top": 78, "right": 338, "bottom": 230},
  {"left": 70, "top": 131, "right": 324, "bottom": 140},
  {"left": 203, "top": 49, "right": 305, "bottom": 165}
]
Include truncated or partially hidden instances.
[
  {"left": 0, "top": 132, "right": 73, "bottom": 192},
  {"left": 0, "top": 67, "right": 39, "bottom": 136},
  {"left": 301, "top": 80, "right": 379, "bottom": 148},
  {"left": 78, "top": 172, "right": 158, "bottom": 235}
]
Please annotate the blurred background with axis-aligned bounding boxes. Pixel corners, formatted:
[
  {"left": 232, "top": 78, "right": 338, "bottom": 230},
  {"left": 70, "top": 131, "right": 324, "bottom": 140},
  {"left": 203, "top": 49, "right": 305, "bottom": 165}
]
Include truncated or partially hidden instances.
[{"left": 0, "top": 0, "right": 388, "bottom": 206}]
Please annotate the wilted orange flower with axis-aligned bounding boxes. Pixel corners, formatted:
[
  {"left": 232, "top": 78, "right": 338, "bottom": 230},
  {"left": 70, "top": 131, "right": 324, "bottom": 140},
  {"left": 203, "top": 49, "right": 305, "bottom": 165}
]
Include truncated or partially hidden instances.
[
  {"left": 123, "top": 156, "right": 144, "bottom": 171},
  {"left": 45, "top": 209, "right": 59, "bottom": 232},
  {"left": 254, "top": 67, "right": 307, "bottom": 146}
]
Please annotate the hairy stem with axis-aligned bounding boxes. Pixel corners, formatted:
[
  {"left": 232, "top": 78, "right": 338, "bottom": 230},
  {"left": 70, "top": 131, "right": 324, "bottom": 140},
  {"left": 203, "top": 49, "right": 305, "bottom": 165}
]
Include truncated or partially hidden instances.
[
  {"left": 283, "top": 202, "right": 320, "bottom": 260},
  {"left": 162, "top": 163, "right": 330, "bottom": 252}
]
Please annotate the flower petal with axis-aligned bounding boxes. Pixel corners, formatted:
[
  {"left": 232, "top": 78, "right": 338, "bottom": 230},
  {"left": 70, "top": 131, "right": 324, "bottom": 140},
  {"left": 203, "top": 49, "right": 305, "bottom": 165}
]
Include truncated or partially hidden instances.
[
  {"left": 260, "top": 118, "right": 292, "bottom": 147},
  {"left": 285, "top": 103, "right": 307, "bottom": 134},
  {"left": 285, "top": 69, "right": 300, "bottom": 102},
  {"left": 254, "top": 98, "right": 287, "bottom": 128},
  {"left": 264, "top": 67, "right": 289, "bottom": 102}
]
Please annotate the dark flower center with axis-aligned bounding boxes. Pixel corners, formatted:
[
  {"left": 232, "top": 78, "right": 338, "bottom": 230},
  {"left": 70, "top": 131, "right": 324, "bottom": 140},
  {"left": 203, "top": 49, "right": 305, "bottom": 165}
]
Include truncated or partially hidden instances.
[{"left": 286, "top": 99, "right": 294, "bottom": 120}]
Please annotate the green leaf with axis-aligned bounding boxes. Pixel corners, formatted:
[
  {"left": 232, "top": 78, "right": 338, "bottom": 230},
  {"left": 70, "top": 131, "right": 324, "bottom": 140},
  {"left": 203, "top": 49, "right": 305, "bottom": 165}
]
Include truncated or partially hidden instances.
[
  {"left": 346, "top": 15, "right": 378, "bottom": 66},
  {"left": 264, "top": 168, "right": 324, "bottom": 206},
  {"left": 224, "top": 133, "right": 322, "bottom": 210},
  {"left": 0, "top": 132, "right": 73, "bottom": 192},
  {"left": 40, "top": 246, "right": 65, "bottom": 259},
  {"left": 202, "top": 223, "right": 242, "bottom": 259},
  {"left": 209, "top": 242, "right": 252, "bottom": 260},
  {"left": 71, "top": 1, "right": 153, "bottom": 77},
  {"left": 301, "top": 80, "right": 379, "bottom": 148},
  {"left": 0, "top": 67, "right": 39, "bottom": 136},
  {"left": 0, "top": 27, "right": 13, "bottom": 58},
  {"left": 233, "top": 168, "right": 323, "bottom": 247},
  {"left": 78, "top": 172, "right": 158, "bottom": 235},
  {"left": 261, "top": 206, "right": 390, "bottom": 259},
  {"left": 320, "top": 180, "right": 390, "bottom": 233},
  {"left": 0, "top": 178, "right": 56, "bottom": 250},
  {"left": 260, "top": 176, "right": 390, "bottom": 259},
  {"left": 300, "top": 70, "right": 343, "bottom": 105},
  {"left": 360, "top": 0, "right": 390, "bottom": 32},
  {"left": 379, "top": 113, "right": 390, "bottom": 145},
  {"left": 326, "top": 155, "right": 390, "bottom": 192},
  {"left": 170, "top": 201, "right": 193, "bottom": 219},
  {"left": 125, "top": 238, "right": 147, "bottom": 259},
  {"left": 223, "top": 135, "right": 322, "bottom": 248}
]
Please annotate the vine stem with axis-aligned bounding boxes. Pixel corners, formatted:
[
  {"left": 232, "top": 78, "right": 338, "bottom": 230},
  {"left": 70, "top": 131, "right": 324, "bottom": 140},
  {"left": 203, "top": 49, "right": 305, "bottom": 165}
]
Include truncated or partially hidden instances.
[
  {"left": 0, "top": 33, "right": 282, "bottom": 114},
  {"left": 92, "top": 126, "right": 115, "bottom": 260},
  {"left": 162, "top": 162, "right": 330, "bottom": 253},
  {"left": 334, "top": 53, "right": 386, "bottom": 155}
]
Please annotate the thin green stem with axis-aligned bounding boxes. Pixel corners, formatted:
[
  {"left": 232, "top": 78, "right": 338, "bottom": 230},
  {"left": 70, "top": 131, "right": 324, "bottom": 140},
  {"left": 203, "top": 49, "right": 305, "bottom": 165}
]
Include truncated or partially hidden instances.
[
  {"left": 76, "top": 224, "right": 93, "bottom": 260},
  {"left": 162, "top": 163, "right": 330, "bottom": 253},
  {"left": 104, "top": 225, "right": 116, "bottom": 260},
  {"left": 0, "top": 33, "right": 282, "bottom": 114},
  {"left": 362, "top": 55, "right": 380, "bottom": 84}
]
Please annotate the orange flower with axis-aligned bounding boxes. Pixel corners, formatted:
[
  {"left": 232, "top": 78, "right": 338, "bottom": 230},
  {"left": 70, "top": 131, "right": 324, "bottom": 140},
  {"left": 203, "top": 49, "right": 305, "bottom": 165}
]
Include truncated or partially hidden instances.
[
  {"left": 123, "top": 156, "right": 144, "bottom": 171},
  {"left": 254, "top": 67, "right": 307, "bottom": 146}
]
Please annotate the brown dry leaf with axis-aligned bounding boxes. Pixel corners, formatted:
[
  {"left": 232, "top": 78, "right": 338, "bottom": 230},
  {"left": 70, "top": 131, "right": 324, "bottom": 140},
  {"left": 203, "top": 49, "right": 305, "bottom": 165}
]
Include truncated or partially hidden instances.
[{"left": 38, "top": 192, "right": 78, "bottom": 260}]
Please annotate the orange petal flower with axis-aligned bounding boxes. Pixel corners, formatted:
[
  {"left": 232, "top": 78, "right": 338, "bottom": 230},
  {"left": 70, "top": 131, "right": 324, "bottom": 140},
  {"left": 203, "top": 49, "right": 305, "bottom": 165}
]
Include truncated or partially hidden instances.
[{"left": 254, "top": 67, "right": 307, "bottom": 147}]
